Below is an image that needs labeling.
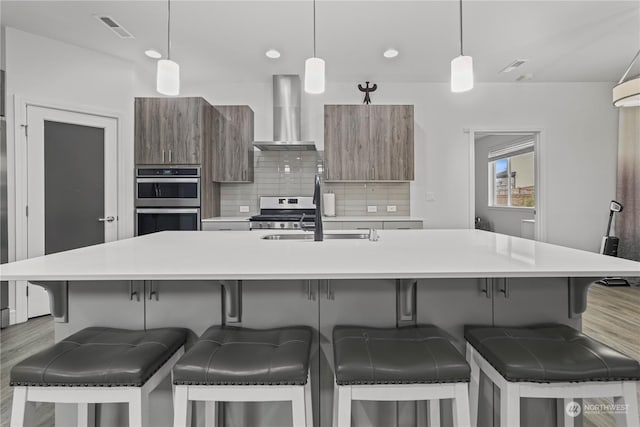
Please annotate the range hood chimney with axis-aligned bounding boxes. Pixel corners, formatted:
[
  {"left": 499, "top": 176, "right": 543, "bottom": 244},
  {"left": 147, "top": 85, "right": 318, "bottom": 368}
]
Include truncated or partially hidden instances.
[{"left": 254, "top": 75, "right": 316, "bottom": 151}]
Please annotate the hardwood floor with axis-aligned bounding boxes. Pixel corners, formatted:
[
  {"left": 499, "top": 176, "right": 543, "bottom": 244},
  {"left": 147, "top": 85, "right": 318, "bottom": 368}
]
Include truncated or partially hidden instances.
[
  {"left": 582, "top": 284, "right": 640, "bottom": 427},
  {"left": 0, "top": 284, "right": 637, "bottom": 427},
  {"left": 1, "top": 315, "right": 54, "bottom": 427}
]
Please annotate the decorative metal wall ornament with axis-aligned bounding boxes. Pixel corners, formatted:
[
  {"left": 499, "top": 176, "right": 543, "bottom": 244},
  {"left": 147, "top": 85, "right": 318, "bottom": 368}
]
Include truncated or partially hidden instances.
[{"left": 358, "top": 81, "right": 377, "bottom": 104}]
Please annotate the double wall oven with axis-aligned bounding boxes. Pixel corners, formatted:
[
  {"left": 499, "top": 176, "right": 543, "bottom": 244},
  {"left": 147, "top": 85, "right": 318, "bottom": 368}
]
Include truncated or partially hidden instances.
[{"left": 135, "top": 166, "right": 201, "bottom": 235}]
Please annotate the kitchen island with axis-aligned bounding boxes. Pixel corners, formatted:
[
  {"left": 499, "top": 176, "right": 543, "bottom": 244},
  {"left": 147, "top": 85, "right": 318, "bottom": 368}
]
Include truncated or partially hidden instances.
[{"left": 2, "top": 229, "right": 639, "bottom": 427}]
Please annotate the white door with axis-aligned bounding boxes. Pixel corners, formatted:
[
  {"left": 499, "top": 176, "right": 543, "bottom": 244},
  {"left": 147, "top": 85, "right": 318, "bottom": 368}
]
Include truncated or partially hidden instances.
[{"left": 25, "top": 106, "right": 118, "bottom": 318}]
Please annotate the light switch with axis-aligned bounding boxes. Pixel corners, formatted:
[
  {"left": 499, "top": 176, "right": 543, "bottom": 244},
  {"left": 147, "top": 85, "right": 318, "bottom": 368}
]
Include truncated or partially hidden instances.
[
  {"left": 239, "top": 206, "right": 250, "bottom": 213},
  {"left": 387, "top": 205, "right": 397, "bottom": 212},
  {"left": 367, "top": 205, "right": 378, "bottom": 213}
]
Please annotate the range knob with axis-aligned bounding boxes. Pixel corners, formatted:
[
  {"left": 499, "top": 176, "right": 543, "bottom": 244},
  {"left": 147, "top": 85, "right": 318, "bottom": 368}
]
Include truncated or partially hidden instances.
[{"left": 279, "top": 223, "right": 285, "bottom": 228}]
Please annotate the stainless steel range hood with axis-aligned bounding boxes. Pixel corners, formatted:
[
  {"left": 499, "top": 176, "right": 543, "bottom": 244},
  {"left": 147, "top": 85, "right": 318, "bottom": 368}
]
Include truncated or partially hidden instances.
[{"left": 254, "top": 75, "right": 316, "bottom": 151}]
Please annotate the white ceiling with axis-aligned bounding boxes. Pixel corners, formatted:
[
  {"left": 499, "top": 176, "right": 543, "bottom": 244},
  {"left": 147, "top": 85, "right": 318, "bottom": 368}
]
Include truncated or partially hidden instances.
[{"left": 2, "top": 0, "right": 639, "bottom": 84}]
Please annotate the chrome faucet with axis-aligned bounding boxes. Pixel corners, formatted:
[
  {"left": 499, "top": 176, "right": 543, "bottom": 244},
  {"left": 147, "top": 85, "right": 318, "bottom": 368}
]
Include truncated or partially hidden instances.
[{"left": 313, "top": 174, "right": 323, "bottom": 241}]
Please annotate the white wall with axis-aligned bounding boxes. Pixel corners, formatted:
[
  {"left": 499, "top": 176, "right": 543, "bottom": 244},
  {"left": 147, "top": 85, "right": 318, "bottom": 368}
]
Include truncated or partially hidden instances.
[
  {"left": 135, "top": 69, "right": 618, "bottom": 251},
  {"left": 4, "top": 28, "right": 617, "bottom": 261},
  {"left": 5, "top": 27, "right": 135, "bottom": 256}
]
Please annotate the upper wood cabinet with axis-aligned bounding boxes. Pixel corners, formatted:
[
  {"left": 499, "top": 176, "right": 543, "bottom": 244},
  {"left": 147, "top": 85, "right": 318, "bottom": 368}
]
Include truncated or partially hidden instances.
[
  {"left": 324, "top": 105, "right": 414, "bottom": 181},
  {"left": 135, "top": 97, "right": 210, "bottom": 165},
  {"left": 210, "top": 106, "right": 254, "bottom": 183}
]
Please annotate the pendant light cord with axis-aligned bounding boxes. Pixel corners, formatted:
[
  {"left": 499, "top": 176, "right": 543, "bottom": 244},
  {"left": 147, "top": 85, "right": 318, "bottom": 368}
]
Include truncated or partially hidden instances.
[
  {"left": 313, "top": 0, "right": 317, "bottom": 58},
  {"left": 459, "top": 0, "right": 464, "bottom": 56},
  {"left": 167, "top": 0, "right": 171, "bottom": 60}
]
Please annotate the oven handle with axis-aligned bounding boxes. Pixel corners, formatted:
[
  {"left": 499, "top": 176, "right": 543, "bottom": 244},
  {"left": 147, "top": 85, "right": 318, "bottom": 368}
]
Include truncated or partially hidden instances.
[
  {"left": 136, "top": 178, "right": 200, "bottom": 184},
  {"left": 136, "top": 208, "right": 200, "bottom": 214}
]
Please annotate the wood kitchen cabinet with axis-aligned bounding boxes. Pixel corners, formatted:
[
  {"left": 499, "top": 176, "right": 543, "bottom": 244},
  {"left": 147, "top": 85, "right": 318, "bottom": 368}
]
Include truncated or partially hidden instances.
[
  {"left": 135, "top": 97, "right": 211, "bottom": 165},
  {"left": 210, "top": 105, "right": 254, "bottom": 183},
  {"left": 324, "top": 105, "right": 414, "bottom": 181}
]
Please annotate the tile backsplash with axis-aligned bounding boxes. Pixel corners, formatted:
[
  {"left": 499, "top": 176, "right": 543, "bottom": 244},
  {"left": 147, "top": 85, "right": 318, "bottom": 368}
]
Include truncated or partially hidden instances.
[{"left": 219, "top": 150, "right": 410, "bottom": 217}]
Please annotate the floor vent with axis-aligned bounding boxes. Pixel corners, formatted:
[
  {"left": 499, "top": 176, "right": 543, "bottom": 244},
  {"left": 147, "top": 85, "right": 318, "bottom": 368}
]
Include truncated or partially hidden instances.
[{"left": 95, "top": 15, "right": 134, "bottom": 39}]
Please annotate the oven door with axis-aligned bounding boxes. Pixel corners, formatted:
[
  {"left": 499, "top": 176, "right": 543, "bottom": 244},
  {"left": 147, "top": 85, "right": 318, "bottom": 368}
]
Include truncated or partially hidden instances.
[
  {"left": 135, "top": 178, "right": 200, "bottom": 207},
  {"left": 135, "top": 208, "right": 200, "bottom": 236}
]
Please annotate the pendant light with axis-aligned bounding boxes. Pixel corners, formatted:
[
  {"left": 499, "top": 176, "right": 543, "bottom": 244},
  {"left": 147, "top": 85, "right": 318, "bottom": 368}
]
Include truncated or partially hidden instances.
[
  {"left": 157, "top": 0, "right": 180, "bottom": 96},
  {"left": 451, "top": 0, "right": 473, "bottom": 93},
  {"left": 613, "top": 49, "right": 640, "bottom": 107},
  {"left": 304, "top": 0, "right": 325, "bottom": 94}
]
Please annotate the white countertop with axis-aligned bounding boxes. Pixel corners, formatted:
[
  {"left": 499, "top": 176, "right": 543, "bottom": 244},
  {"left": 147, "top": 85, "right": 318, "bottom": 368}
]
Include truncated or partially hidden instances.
[
  {"left": 1, "top": 230, "right": 638, "bottom": 281},
  {"left": 201, "top": 216, "right": 423, "bottom": 222}
]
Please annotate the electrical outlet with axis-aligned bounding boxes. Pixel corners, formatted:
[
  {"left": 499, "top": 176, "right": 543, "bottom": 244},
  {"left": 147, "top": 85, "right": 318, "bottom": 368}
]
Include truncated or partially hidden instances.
[
  {"left": 239, "top": 206, "right": 250, "bottom": 213},
  {"left": 426, "top": 192, "right": 436, "bottom": 201},
  {"left": 387, "top": 205, "right": 397, "bottom": 212},
  {"left": 367, "top": 205, "right": 377, "bottom": 213}
]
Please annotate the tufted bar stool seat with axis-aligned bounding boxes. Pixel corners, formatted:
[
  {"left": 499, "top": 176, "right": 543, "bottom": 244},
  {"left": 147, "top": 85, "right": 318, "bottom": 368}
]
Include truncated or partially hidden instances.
[
  {"left": 172, "top": 325, "right": 314, "bottom": 427},
  {"left": 465, "top": 324, "right": 640, "bottom": 427},
  {"left": 332, "top": 325, "right": 471, "bottom": 427},
  {"left": 10, "top": 327, "right": 188, "bottom": 427}
]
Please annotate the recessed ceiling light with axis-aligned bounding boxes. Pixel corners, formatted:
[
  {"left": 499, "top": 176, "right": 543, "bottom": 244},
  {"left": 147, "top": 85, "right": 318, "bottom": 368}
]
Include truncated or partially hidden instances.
[
  {"left": 500, "top": 59, "right": 528, "bottom": 73},
  {"left": 265, "top": 49, "right": 281, "bottom": 59},
  {"left": 383, "top": 49, "right": 399, "bottom": 59},
  {"left": 145, "top": 49, "right": 162, "bottom": 59}
]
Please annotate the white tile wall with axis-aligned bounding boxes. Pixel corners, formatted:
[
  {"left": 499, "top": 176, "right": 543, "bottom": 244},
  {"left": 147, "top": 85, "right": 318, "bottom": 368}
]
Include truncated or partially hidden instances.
[{"left": 220, "top": 151, "right": 410, "bottom": 216}]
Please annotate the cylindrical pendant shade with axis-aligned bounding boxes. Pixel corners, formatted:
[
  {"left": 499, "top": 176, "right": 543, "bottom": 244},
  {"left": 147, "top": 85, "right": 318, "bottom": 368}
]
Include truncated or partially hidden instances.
[
  {"left": 613, "top": 77, "right": 640, "bottom": 107},
  {"left": 451, "top": 55, "right": 474, "bottom": 93},
  {"left": 157, "top": 59, "right": 180, "bottom": 96},
  {"left": 304, "top": 57, "right": 325, "bottom": 94}
]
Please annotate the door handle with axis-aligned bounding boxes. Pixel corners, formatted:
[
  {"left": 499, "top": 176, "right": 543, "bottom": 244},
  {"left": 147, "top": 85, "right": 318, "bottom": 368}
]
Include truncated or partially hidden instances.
[{"left": 98, "top": 216, "right": 115, "bottom": 222}]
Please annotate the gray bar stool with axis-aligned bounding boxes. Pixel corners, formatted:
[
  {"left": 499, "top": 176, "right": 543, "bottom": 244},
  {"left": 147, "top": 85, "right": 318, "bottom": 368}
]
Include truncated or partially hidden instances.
[
  {"left": 332, "top": 325, "right": 471, "bottom": 427},
  {"left": 465, "top": 324, "right": 640, "bottom": 427},
  {"left": 172, "top": 325, "right": 313, "bottom": 427},
  {"left": 10, "top": 326, "right": 188, "bottom": 427}
]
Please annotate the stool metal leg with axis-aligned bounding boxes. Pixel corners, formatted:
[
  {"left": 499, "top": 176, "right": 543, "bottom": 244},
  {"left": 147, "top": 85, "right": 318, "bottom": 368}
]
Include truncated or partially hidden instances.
[
  {"left": 500, "top": 383, "right": 520, "bottom": 427},
  {"left": 205, "top": 401, "right": 217, "bottom": 427},
  {"left": 173, "top": 386, "right": 189, "bottom": 427},
  {"left": 10, "top": 386, "right": 27, "bottom": 427},
  {"left": 452, "top": 383, "right": 471, "bottom": 427},
  {"left": 336, "top": 385, "right": 352, "bottom": 427},
  {"left": 428, "top": 400, "right": 440, "bottom": 427},
  {"left": 614, "top": 382, "right": 639, "bottom": 427},
  {"left": 291, "top": 385, "right": 307, "bottom": 427},
  {"left": 466, "top": 344, "right": 480, "bottom": 427}
]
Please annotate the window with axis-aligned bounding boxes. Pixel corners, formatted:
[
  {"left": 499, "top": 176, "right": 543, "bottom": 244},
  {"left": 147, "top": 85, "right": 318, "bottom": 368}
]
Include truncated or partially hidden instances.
[{"left": 488, "top": 141, "right": 535, "bottom": 208}]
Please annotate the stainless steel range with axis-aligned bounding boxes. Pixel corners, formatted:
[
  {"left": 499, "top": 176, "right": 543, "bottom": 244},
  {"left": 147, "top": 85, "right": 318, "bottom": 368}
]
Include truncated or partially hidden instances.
[{"left": 249, "top": 196, "right": 315, "bottom": 230}]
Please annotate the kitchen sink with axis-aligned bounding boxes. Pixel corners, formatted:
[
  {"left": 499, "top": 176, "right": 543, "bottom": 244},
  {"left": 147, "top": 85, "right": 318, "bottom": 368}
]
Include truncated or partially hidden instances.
[{"left": 261, "top": 233, "right": 370, "bottom": 240}]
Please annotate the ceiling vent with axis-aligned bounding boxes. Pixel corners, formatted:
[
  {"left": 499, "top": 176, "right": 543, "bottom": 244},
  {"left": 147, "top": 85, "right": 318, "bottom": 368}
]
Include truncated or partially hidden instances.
[
  {"left": 95, "top": 15, "right": 134, "bottom": 39},
  {"left": 500, "top": 59, "right": 528, "bottom": 73}
]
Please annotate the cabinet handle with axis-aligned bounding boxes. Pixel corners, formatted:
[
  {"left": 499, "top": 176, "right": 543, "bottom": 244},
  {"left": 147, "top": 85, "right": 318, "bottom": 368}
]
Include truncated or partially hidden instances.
[
  {"left": 480, "top": 279, "right": 492, "bottom": 299},
  {"left": 169, "top": 150, "right": 173, "bottom": 163},
  {"left": 498, "top": 280, "right": 509, "bottom": 298},
  {"left": 149, "top": 282, "right": 158, "bottom": 301},
  {"left": 129, "top": 282, "right": 139, "bottom": 301},
  {"left": 162, "top": 150, "right": 166, "bottom": 163},
  {"left": 325, "top": 280, "right": 334, "bottom": 300},
  {"left": 307, "top": 280, "right": 315, "bottom": 301}
]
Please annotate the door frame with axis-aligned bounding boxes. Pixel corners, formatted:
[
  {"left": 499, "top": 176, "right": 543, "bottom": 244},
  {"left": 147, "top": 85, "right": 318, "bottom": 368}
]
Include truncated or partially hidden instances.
[
  {"left": 467, "top": 128, "right": 547, "bottom": 242},
  {"left": 10, "top": 96, "right": 124, "bottom": 324}
]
